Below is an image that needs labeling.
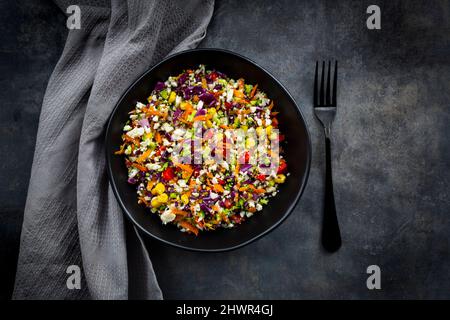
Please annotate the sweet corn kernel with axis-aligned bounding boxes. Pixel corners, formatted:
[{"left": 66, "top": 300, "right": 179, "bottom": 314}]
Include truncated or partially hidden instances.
[
  {"left": 266, "top": 125, "right": 273, "bottom": 136},
  {"left": 180, "top": 102, "right": 187, "bottom": 110},
  {"left": 151, "top": 197, "right": 161, "bottom": 208},
  {"left": 151, "top": 182, "right": 165, "bottom": 195},
  {"left": 274, "top": 174, "right": 286, "bottom": 184},
  {"left": 206, "top": 120, "right": 213, "bottom": 128},
  {"left": 246, "top": 137, "right": 256, "bottom": 148},
  {"left": 168, "top": 91, "right": 176, "bottom": 104},
  {"left": 181, "top": 194, "right": 189, "bottom": 205},
  {"left": 256, "top": 127, "right": 264, "bottom": 136},
  {"left": 157, "top": 193, "right": 169, "bottom": 203}
]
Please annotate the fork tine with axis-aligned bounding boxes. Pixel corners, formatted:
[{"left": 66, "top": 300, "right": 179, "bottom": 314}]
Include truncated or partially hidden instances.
[
  {"left": 320, "top": 61, "right": 325, "bottom": 106},
  {"left": 332, "top": 61, "right": 338, "bottom": 106},
  {"left": 326, "top": 61, "right": 331, "bottom": 105},
  {"left": 314, "top": 61, "right": 318, "bottom": 106}
]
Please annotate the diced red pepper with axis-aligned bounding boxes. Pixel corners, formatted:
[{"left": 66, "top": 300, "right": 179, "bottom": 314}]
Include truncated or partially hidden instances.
[
  {"left": 231, "top": 214, "right": 243, "bottom": 224},
  {"left": 256, "top": 174, "right": 266, "bottom": 181},
  {"left": 244, "top": 151, "right": 250, "bottom": 164},
  {"left": 279, "top": 134, "right": 285, "bottom": 142},
  {"left": 209, "top": 72, "right": 218, "bottom": 81},
  {"left": 272, "top": 117, "right": 279, "bottom": 127},
  {"left": 218, "top": 179, "right": 226, "bottom": 185},
  {"left": 223, "top": 199, "right": 233, "bottom": 209},
  {"left": 193, "top": 167, "right": 201, "bottom": 178},
  {"left": 155, "top": 146, "right": 166, "bottom": 156},
  {"left": 277, "top": 159, "right": 287, "bottom": 174},
  {"left": 162, "top": 167, "right": 175, "bottom": 181}
]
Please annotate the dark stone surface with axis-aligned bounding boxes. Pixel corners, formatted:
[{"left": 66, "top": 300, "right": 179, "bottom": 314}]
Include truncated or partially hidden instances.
[
  {"left": 0, "top": 0, "right": 67, "bottom": 300},
  {"left": 1, "top": 0, "right": 449, "bottom": 299}
]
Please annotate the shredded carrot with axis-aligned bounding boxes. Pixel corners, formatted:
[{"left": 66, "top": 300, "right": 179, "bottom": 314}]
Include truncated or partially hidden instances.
[
  {"left": 138, "top": 196, "right": 149, "bottom": 206},
  {"left": 179, "top": 221, "right": 199, "bottom": 236},
  {"left": 123, "top": 134, "right": 140, "bottom": 145},
  {"left": 175, "top": 163, "right": 193, "bottom": 173},
  {"left": 196, "top": 220, "right": 205, "bottom": 228},
  {"left": 250, "top": 84, "right": 258, "bottom": 98},
  {"left": 146, "top": 180, "right": 156, "bottom": 191},
  {"left": 213, "top": 90, "right": 223, "bottom": 97},
  {"left": 132, "top": 163, "right": 147, "bottom": 172},
  {"left": 182, "top": 170, "right": 193, "bottom": 180},
  {"left": 115, "top": 144, "right": 125, "bottom": 155},
  {"left": 192, "top": 95, "right": 199, "bottom": 103},
  {"left": 144, "top": 106, "right": 166, "bottom": 117},
  {"left": 268, "top": 101, "right": 274, "bottom": 110},
  {"left": 155, "top": 132, "right": 162, "bottom": 144},
  {"left": 255, "top": 188, "right": 265, "bottom": 194},
  {"left": 183, "top": 110, "right": 192, "bottom": 121},
  {"left": 213, "top": 184, "right": 225, "bottom": 193},
  {"left": 174, "top": 215, "right": 184, "bottom": 222},
  {"left": 237, "top": 79, "right": 244, "bottom": 90},
  {"left": 201, "top": 78, "right": 207, "bottom": 88},
  {"left": 136, "top": 149, "right": 151, "bottom": 163},
  {"left": 172, "top": 208, "right": 189, "bottom": 216},
  {"left": 234, "top": 162, "right": 240, "bottom": 176},
  {"left": 193, "top": 114, "right": 212, "bottom": 122}
]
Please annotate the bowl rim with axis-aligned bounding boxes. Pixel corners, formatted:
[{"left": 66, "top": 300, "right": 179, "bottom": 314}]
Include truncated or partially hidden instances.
[{"left": 105, "top": 48, "right": 312, "bottom": 252}]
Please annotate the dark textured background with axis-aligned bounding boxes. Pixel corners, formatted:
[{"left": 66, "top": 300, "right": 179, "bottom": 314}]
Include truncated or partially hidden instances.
[{"left": 1, "top": 0, "right": 449, "bottom": 299}]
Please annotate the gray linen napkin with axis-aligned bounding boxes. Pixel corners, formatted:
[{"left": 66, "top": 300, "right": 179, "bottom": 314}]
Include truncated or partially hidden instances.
[{"left": 13, "top": 0, "right": 214, "bottom": 300}]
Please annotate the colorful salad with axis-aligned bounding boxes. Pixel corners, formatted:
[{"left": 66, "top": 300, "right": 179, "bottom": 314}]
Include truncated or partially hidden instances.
[{"left": 116, "top": 65, "right": 288, "bottom": 235}]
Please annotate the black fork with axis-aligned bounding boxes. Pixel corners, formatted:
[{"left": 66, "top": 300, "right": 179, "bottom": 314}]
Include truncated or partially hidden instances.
[{"left": 314, "top": 61, "right": 341, "bottom": 252}]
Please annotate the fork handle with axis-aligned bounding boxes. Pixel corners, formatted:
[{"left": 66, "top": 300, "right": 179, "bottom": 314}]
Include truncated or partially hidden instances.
[{"left": 322, "top": 136, "right": 342, "bottom": 252}]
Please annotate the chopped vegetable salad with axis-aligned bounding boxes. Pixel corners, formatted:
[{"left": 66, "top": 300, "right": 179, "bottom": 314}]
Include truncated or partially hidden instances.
[{"left": 116, "top": 65, "right": 288, "bottom": 235}]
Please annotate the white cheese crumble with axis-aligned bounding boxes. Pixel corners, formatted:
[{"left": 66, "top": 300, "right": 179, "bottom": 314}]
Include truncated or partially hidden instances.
[
  {"left": 145, "top": 163, "right": 161, "bottom": 171},
  {"left": 160, "top": 210, "right": 176, "bottom": 224},
  {"left": 161, "top": 122, "right": 174, "bottom": 133},
  {"left": 126, "top": 127, "right": 144, "bottom": 138}
]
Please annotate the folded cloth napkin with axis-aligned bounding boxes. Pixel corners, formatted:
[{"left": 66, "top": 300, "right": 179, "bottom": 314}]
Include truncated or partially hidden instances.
[{"left": 13, "top": 0, "right": 214, "bottom": 300}]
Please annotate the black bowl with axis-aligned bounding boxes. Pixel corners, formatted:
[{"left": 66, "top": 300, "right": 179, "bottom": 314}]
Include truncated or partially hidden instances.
[{"left": 106, "top": 48, "right": 311, "bottom": 252}]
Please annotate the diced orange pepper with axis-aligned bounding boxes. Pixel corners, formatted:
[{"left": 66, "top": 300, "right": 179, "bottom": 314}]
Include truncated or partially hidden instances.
[{"left": 234, "top": 89, "right": 244, "bottom": 98}]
